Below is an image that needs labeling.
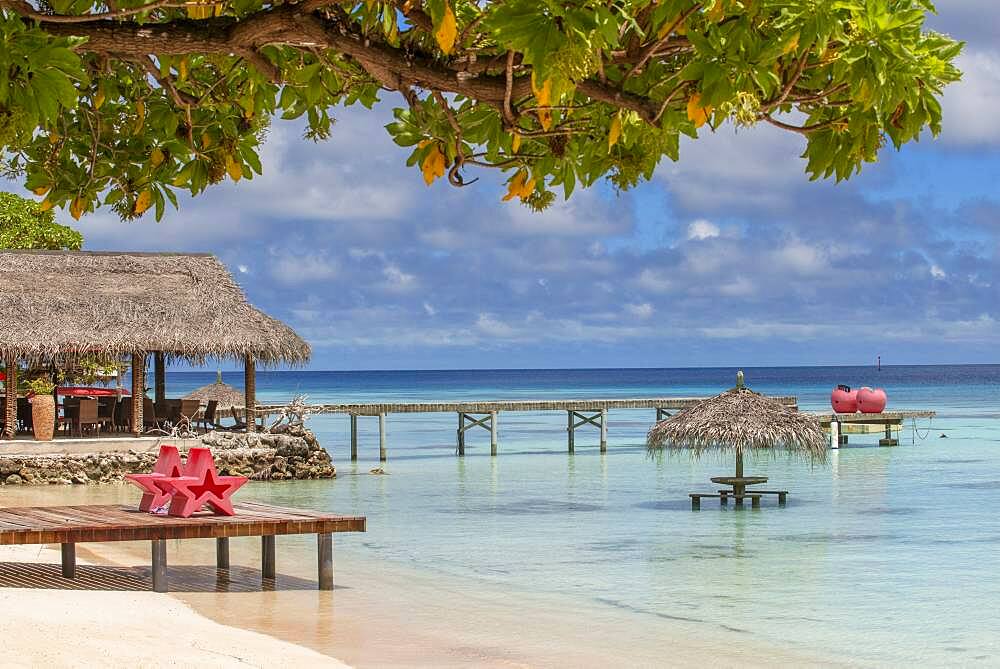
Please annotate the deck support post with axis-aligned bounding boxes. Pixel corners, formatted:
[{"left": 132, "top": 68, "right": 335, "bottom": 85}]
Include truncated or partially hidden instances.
[
  {"left": 490, "top": 410, "right": 498, "bottom": 456},
  {"left": 153, "top": 352, "right": 165, "bottom": 405},
  {"left": 350, "top": 415, "right": 358, "bottom": 461},
  {"left": 60, "top": 543, "right": 76, "bottom": 578},
  {"left": 457, "top": 412, "right": 498, "bottom": 456},
  {"left": 131, "top": 353, "right": 145, "bottom": 436},
  {"left": 830, "top": 420, "right": 840, "bottom": 450},
  {"left": 151, "top": 539, "right": 168, "bottom": 592},
  {"left": 317, "top": 533, "right": 334, "bottom": 591},
  {"left": 261, "top": 535, "right": 276, "bottom": 580},
  {"left": 567, "top": 410, "right": 605, "bottom": 452},
  {"left": 216, "top": 537, "right": 230, "bottom": 570},
  {"left": 244, "top": 354, "right": 256, "bottom": 433},
  {"left": 378, "top": 413, "right": 387, "bottom": 462},
  {"left": 879, "top": 424, "right": 898, "bottom": 447},
  {"left": 3, "top": 357, "right": 16, "bottom": 438},
  {"left": 600, "top": 408, "right": 608, "bottom": 453}
]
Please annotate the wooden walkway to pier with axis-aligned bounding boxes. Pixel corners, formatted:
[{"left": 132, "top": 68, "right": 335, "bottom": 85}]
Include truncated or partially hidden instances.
[
  {"left": 260, "top": 396, "right": 800, "bottom": 461},
  {"left": 817, "top": 410, "right": 937, "bottom": 447},
  {"left": 0, "top": 502, "right": 365, "bottom": 592}
]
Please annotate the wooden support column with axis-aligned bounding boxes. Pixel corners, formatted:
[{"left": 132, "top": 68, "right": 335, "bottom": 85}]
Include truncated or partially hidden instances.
[
  {"left": 151, "top": 539, "right": 168, "bottom": 592},
  {"left": 567, "top": 411, "right": 575, "bottom": 453},
  {"left": 656, "top": 408, "right": 670, "bottom": 422},
  {"left": 378, "top": 412, "right": 387, "bottom": 462},
  {"left": 261, "top": 535, "right": 276, "bottom": 580},
  {"left": 600, "top": 408, "right": 608, "bottom": 453},
  {"left": 61, "top": 543, "right": 76, "bottom": 578},
  {"left": 131, "top": 353, "right": 145, "bottom": 436},
  {"left": 457, "top": 412, "right": 465, "bottom": 456},
  {"left": 244, "top": 354, "right": 256, "bottom": 433},
  {"left": 3, "top": 358, "right": 17, "bottom": 439},
  {"left": 153, "top": 352, "right": 165, "bottom": 404},
  {"left": 490, "top": 410, "right": 498, "bottom": 456},
  {"left": 216, "top": 537, "right": 230, "bottom": 570},
  {"left": 830, "top": 420, "right": 840, "bottom": 449},
  {"left": 350, "top": 414, "right": 358, "bottom": 461},
  {"left": 317, "top": 533, "right": 334, "bottom": 591}
]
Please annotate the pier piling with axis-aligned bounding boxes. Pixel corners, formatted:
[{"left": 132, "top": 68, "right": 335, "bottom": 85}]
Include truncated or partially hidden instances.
[
  {"left": 350, "top": 415, "right": 358, "bottom": 461},
  {"left": 567, "top": 410, "right": 607, "bottom": 452},
  {"left": 457, "top": 411, "right": 498, "bottom": 456},
  {"left": 378, "top": 413, "right": 387, "bottom": 462}
]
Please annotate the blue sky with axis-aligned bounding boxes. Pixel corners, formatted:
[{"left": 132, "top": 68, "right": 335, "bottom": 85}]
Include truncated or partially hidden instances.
[{"left": 6, "top": 1, "right": 1000, "bottom": 370}]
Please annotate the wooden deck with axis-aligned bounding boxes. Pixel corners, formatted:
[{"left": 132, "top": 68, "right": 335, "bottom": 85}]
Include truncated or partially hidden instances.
[
  {"left": 0, "top": 502, "right": 365, "bottom": 592},
  {"left": 813, "top": 410, "right": 936, "bottom": 447}
]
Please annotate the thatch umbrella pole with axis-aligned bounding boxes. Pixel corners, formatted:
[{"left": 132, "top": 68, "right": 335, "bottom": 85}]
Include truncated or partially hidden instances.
[
  {"left": 244, "top": 354, "right": 256, "bottom": 433},
  {"left": 131, "top": 352, "right": 145, "bottom": 436}
]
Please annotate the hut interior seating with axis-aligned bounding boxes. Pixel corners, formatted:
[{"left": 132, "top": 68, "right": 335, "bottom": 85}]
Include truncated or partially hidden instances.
[
  {"left": 196, "top": 400, "right": 219, "bottom": 432},
  {"left": 178, "top": 399, "right": 201, "bottom": 427},
  {"left": 73, "top": 398, "right": 101, "bottom": 437},
  {"left": 17, "top": 398, "right": 32, "bottom": 433},
  {"left": 143, "top": 398, "right": 162, "bottom": 431},
  {"left": 97, "top": 397, "right": 116, "bottom": 431},
  {"left": 61, "top": 397, "right": 80, "bottom": 435},
  {"left": 113, "top": 397, "right": 132, "bottom": 432}
]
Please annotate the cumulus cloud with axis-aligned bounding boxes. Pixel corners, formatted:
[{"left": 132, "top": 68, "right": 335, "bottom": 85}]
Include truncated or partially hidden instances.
[{"left": 940, "top": 49, "right": 1000, "bottom": 146}]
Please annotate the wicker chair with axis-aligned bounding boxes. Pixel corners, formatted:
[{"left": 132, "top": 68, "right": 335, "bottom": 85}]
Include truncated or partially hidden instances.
[
  {"left": 143, "top": 397, "right": 163, "bottom": 431},
  {"left": 74, "top": 398, "right": 101, "bottom": 437},
  {"left": 114, "top": 397, "right": 132, "bottom": 432},
  {"left": 196, "top": 400, "right": 219, "bottom": 432},
  {"left": 178, "top": 399, "right": 201, "bottom": 431}
]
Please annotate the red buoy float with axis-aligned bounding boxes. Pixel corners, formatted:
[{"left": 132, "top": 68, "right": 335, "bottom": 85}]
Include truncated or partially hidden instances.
[
  {"left": 857, "top": 387, "right": 887, "bottom": 413},
  {"left": 831, "top": 385, "right": 858, "bottom": 413}
]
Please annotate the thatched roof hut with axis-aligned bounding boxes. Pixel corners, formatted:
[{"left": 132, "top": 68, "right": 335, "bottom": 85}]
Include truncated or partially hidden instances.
[
  {"left": 0, "top": 250, "right": 309, "bottom": 439},
  {"left": 184, "top": 371, "right": 245, "bottom": 407},
  {"left": 0, "top": 250, "right": 309, "bottom": 365},
  {"left": 647, "top": 375, "right": 826, "bottom": 460}
]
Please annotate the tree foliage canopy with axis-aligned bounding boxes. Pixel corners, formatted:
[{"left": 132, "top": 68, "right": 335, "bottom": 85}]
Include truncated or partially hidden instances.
[
  {"left": 0, "top": 191, "right": 83, "bottom": 248},
  {"left": 0, "top": 0, "right": 962, "bottom": 219}
]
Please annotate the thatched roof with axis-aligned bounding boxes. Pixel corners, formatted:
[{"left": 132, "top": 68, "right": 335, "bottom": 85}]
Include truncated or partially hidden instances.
[
  {"left": 646, "top": 383, "right": 827, "bottom": 460},
  {"left": 183, "top": 371, "right": 245, "bottom": 407},
  {"left": 0, "top": 250, "right": 310, "bottom": 365}
]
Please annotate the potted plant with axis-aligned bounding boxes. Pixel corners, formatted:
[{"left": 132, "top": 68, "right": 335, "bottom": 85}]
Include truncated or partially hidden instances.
[{"left": 25, "top": 377, "right": 57, "bottom": 441}]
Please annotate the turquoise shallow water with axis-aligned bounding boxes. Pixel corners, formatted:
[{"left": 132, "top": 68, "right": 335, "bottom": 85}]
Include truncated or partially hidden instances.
[{"left": 14, "top": 366, "right": 1000, "bottom": 664}]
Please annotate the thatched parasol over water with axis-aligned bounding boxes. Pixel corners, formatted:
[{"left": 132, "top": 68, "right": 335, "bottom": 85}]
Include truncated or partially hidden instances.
[
  {"left": 183, "top": 370, "right": 245, "bottom": 408},
  {"left": 647, "top": 371, "right": 827, "bottom": 508}
]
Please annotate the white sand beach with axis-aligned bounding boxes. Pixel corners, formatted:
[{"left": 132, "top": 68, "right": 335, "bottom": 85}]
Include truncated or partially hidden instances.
[{"left": 0, "top": 545, "right": 348, "bottom": 668}]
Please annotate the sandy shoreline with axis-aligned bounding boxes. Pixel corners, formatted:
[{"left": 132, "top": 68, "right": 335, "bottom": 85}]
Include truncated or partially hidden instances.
[{"left": 0, "top": 544, "right": 349, "bottom": 668}]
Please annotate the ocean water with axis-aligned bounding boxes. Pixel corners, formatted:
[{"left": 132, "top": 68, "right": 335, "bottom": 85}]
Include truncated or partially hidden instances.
[{"left": 8, "top": 365, "right": 1000, "bottom": 665}]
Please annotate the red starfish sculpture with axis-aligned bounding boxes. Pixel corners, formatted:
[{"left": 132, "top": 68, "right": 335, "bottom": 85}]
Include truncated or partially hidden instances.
[
  {"left": 124, "top": 445, "right": 185, "bottom": 512},
  {"left": 156, "top": 447, "right": 248, "bottom": 517}
]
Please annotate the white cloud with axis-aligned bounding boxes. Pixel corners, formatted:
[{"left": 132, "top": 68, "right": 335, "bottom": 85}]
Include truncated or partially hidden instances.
[
  {"left": 686, "top": 219, "right": 720, "bottom": 240},
  {"left": 625, "top": 302, "right": 655, "bottom": 319},
  {"left": 268, "top": 250, "right": 338, "bottom": 284},
  {"left": 930, "top": 264, "right": 947, "bottom": 279},
  {"left": 422, "top": 302, "right": 437, "bottom": 316},
  {"left": 940, "top": 50, "right": 1000, "bottom": 145}
]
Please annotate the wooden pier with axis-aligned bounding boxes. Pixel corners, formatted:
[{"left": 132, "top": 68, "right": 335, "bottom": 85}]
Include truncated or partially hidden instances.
[
  {"left": 0, "top": 502, "right": 365, "bottom": 592},
  {"left": 816, "top": 410, "right": 936, "bottom": 448},
  {"left": 260, "top": 396, "right": 798, "bottom": 461}
]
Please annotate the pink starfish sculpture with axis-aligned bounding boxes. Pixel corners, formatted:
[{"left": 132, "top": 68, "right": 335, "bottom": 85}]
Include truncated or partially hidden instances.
[
  {"left": 124, "top": 445, "right": 185, "bottom": 512},
  {"left": 156, "top": 447, "right": 248, "bottom": 517}
]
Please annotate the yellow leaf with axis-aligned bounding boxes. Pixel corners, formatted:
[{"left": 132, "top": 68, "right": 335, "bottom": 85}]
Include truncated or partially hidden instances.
[
  {"left": 434, "top": 2, "right": 457, "bottom": 56},
  {"left": 537, "top": 109, "right": 553, "bottom": 131},
  {"left": 186, "top": 3, "right": 213, "bottom": 19},
  {"left": 134, "top": 100, "right": 145, "bottom": 134},
  {"left": 421, "top": 145, "right": 446, "bottom": 185},
  {"left": 402, "top": 0, "right": 412, "bottom": 13},
  {"left": 94, "top": 86, "right": 105, "bottom": 110},
  {"left": 511, "top": 132, "right": 521, "bottom": 153},
  {"left": 502, "top": 170, "right": 526, "bottom": 202},
  {"left": 32, "top": 185, "right": 50, "bottom": 196},
  {"left": 532, "top": 74, "right": 552, "bottom": 107},
  {"left": 48, "top": 133, "right": 60, "bottom": 145},
  {"left": 178, "top": 57, "right": 189, "bottom": 82},
  {"left": 133, "top": 190, "right": 153, "bottom": 215},
  {"left": 520, "top": 177, "right": 535, "bottom": 199},
  {"left": 69, "top": 196, "right": 85, "bottom": 221},
  {"left": 657, "top": 13, "right": 687, "bottom": 39},
  {"left": 686, "top": 94, "right": 712, "bottom": 129},
  {"left": 150, "top": 148, "right": 165, "bottom": 168},
  {"left": 706, "top": 1, "right": 725, "bottom": 23},
  {"left": 225, "top": 154, "right": 242, "bottom": 182},
  {"left": 201, "top": 132, "right": 212, "bottom": 148},
  {"left": 607, "top": 113, "right": 622, "bottom": 153},
  {"left": 783, "top": 32, "right": 799, "bottom": 55},
  {"left": 39, "top": 199, "right": 54, "bottom": 211}
]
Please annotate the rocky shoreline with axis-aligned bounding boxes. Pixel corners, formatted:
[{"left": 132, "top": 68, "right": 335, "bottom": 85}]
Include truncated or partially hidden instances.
[{"left": 0, "top": 425, "right": 335, "bottom": 486}]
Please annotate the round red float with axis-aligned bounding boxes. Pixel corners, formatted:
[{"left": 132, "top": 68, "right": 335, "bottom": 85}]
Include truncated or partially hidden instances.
[
  {"left": 857, "top": 387, "right": 887, "bottom": 413},
  {"left": 830, "top": 385, "right": 858, "bottom": 413}
]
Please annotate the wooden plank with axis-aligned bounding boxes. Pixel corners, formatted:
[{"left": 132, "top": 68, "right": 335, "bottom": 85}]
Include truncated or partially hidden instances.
[
  {"left": 0, "top": 503, "right": 365, "bottom": 545},
  {"left": 257, "top": 395, "right": 801, "bottom": 416}
]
